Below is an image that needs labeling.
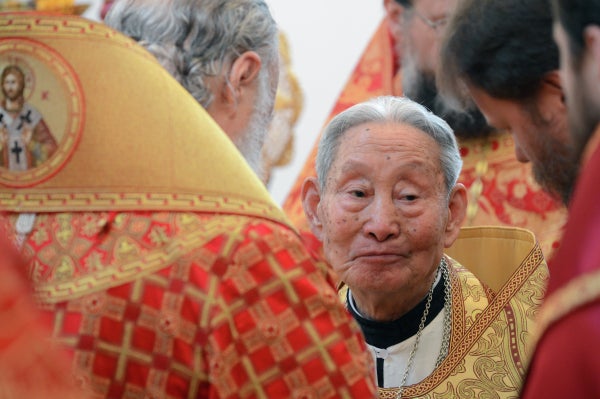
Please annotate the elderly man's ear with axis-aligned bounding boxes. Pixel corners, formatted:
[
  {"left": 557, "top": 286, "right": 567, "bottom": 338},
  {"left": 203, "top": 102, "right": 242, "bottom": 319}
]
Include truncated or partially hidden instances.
[
  {"left": 444, "top": 183, "right": 468, "bottom": 248},
  {"left": 301, "top": 177, "right": 324, "bottom": 241}
]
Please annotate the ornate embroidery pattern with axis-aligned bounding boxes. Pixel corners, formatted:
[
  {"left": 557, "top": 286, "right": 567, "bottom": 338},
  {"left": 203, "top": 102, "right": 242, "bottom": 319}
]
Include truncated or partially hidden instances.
[
  {"left": 27, "top": 211, "right": 375, "bottom": 398},
  {"left": 0, "top": 192, "right": 285, "bottom": 224},
  {"left": 0, "top": 15, "right": 152, "bottom": 58},
  {"left": 377, "top": 246, "right": 546, "bottom": 398},
  {"left": 0, "top": 37, "right": 83, "bottom": 186}
]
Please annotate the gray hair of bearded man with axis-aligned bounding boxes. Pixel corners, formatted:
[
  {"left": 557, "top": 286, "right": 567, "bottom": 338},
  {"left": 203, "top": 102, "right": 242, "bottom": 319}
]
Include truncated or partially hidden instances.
[
  {"left": 105, "top": 0, "right": 279, "bottom": 109},
  {"left": 316, "top": 96, "right": 463, "bottom": 197}
]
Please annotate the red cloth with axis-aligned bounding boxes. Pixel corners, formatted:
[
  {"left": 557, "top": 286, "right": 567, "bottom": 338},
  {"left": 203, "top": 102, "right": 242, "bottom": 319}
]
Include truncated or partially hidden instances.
[
  {"left": 0, "top": 233, "right": 83, "bottom": 399},
  {"left": 520, "top": 302, "right": 600, "bottom": 398},
  {"left": 18, "top": 211, "right": 376, "bottom": 399},
  {"left": 520, "top": 137, "right": 600, "bottom": 398}
]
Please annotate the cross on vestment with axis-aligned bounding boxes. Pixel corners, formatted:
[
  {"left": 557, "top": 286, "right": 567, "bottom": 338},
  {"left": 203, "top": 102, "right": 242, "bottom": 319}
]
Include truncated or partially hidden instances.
[
  {"left": 17, "top": 110, "right": 32, "bottom": 130},
  {"left": 11, "top": 140, "right": 23, "bottom": 164}
]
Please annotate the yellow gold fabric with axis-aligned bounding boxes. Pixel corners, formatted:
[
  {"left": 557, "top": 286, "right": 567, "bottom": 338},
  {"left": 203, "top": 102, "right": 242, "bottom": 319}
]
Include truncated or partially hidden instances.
[
  {"left": 0, "top": 12, "right": 288, "bottom": 227},
  {"left": 341, "top": 227, "right": 547, "bottom": 398},
  {"left": 446, "top": 226, "right": 544, "bottom": 293}
]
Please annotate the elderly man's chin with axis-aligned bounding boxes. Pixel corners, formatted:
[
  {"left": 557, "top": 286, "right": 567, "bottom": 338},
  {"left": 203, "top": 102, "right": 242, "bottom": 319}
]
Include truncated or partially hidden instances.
[{"left": 342, "top": 260, "right": 413, "bottom": 292}]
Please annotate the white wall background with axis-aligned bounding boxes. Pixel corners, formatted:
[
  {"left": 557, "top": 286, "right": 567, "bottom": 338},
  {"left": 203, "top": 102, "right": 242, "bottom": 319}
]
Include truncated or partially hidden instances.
[
  {"left": 263, "top": 2, "right": 384, "bottom": 205},
  {"left": 81, "top": 0, "right": 384, "bottom": 205}
]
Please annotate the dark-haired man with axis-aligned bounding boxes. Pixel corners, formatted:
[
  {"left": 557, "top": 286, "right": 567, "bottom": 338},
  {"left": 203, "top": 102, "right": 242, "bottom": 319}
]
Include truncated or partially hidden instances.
[
  {"left": 439, "top": 0, "right": 576, "bottom": 208},
  {"left": 519, "top": 1, "right": 600, "bottom": 397}
]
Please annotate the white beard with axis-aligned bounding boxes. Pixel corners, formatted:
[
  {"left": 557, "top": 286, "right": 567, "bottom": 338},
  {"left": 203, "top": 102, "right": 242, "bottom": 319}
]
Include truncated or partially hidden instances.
[{"left": 235, "top": 69, "right": 276, "bottom": 181}]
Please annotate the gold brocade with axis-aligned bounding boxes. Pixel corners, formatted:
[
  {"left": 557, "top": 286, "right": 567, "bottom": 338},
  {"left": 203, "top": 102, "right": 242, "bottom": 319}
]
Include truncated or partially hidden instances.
[
  {"left": 341, "top": 227, "right": 547, "bottom": 399},
  {"left": 458, "top": 133, "right": 567, "bottom": 259},
  {"left": 0, "top": 13, "right": 289, "bottom": 228},
  {"left": 4, "top": 212, "right": 307, "bottom": 304}
]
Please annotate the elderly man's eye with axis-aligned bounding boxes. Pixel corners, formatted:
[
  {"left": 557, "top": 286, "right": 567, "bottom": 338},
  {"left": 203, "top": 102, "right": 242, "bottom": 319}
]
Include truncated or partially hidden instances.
[
  {"left": 351, "top": 190, "right": 366, "bottom": 198},
  {"left": 403, "top": 194, "right": 418, "bottom": 201}
]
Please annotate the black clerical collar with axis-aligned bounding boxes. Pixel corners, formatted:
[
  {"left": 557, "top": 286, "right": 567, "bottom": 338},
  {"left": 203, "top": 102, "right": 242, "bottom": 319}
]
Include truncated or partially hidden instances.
[{"left": 347, "top": 271, "right": 447, "bottom": 349}]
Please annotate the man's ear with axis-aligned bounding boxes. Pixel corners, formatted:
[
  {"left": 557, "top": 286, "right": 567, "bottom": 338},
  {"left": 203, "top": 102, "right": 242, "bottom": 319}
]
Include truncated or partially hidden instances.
[
  {"left": 384, "top": 0, "right": 404, "bottom": 24},
  {"left": 542, "top": 70, "right": 565, "bottom": 103},
  {"left": 444, "top": 183, "right": 467, "bottom": 248},
  {"left": 384, "top": 0, "right": 405, "bottom": 39},
  {"left": 223, "top": 50, "right": 262, "bottom": 106},
  {"left": 301, "top": 177, "right": 325, "bottom": 242},
  {"left": 537, "top": 70, "right": 569, "bottom": 130}
]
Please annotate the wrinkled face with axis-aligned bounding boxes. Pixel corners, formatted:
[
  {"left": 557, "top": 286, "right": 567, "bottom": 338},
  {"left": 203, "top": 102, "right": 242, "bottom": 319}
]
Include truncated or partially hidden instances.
[
  {"left": 467, "top": 85, "right": 575, "bottom": 204},
  {"left": 2, "top": 72, "right": 23, "bottom": 101},
  {"left": 316, "top": 122, "right": 451, "bottom": 296}
]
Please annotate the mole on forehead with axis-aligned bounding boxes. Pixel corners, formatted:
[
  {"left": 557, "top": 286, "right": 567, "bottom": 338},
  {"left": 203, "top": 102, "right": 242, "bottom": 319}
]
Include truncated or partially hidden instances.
[
  {"left": 348, "top": 120, "right": 432, "bottom": 136},
  {"left": 341, "top": 129, "right": 436, "bottom": 153},
  {"left": 335, "top": 154, "right": 435, "bottom": 177}
]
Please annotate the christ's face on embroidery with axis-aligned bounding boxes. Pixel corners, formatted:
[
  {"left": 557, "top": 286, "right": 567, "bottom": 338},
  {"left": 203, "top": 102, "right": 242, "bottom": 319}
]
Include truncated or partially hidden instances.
[{"left": 2, "top": 72, "right": 23, "bottom": 102}]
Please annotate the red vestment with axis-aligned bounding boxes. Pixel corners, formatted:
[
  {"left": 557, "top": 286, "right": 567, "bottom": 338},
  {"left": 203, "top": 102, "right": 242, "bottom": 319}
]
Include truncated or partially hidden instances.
[
  {"left": 0, "top": 234, "right": 84, "bottom": 399},
  {"left": 520, "top": 127, "right": 600, "bottom": 398}
]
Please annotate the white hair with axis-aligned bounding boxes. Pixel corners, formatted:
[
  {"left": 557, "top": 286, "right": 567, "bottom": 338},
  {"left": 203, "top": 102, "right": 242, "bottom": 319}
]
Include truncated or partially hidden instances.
[
  {"left": 106, "top": 0, "right": 279, "bottom": 108},
  {"left": 316, "top": 96, "right": 463, "bottom": 196}
]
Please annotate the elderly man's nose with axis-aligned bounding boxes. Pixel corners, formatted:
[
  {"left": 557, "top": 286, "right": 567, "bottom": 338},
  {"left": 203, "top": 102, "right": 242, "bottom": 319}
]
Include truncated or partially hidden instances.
[{"left": 364, "top": 198, "right": 400, "bottom": 241}]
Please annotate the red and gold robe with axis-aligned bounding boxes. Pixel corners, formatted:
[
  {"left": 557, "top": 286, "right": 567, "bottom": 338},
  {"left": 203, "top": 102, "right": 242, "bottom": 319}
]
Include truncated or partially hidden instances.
[
  {"left": 521, "top": 126, "right": 600, "bottom": 399},
  {"left": 0, "top": 13, "right": 376, "bottom": 399},
  {"left": 363, "top": 226, "right": 547, "bottom": 398},
  {"left": 0, "top": 233, "right": 84, "bottom": 399},
  {"left": 282, "top": 19, "right": 567, "bottom": 259}
]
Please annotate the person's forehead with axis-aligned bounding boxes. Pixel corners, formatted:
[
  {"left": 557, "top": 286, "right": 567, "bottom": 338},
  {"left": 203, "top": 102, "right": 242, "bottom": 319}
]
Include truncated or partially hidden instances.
[{"left": 333, "top": 122, "right": 441, "bottom": 165}]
